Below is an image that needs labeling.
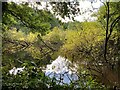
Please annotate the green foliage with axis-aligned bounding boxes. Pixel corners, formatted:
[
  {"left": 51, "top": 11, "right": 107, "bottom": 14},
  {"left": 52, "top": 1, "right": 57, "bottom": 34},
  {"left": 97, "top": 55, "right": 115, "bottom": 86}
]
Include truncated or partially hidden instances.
[
  {"left": 2, "top": 28, "right": 53, "bottom": 67},
  {"left": 2, "top": 2, "right": 59, "bottom": 35},
  {"left": 60, "top": 22, "right": 105, "bottom": 62},
  {"left": 2, "top": 1, "right": 120, "bottom": 90},
  {"left": 49, "top": 2, "right": 80, "bottom": 19},
  {"left": 66, "top": 21, "right": 83, "bottom": 30},
  {"left": 95, "top": 2, "right": 120, "bottom": 31},
  {"left": 43, "top": 27, "right": 66, "bottom": 49},
  {"left": 2, "top": 64, "right": 50, "bottom": 90},
  {"left": 2, "top": 21, "right": 109, "bottom": 89}
]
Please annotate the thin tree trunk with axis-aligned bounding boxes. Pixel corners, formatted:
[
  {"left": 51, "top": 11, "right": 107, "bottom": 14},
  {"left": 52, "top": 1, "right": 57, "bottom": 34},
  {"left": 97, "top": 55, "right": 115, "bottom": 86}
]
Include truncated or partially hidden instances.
[{"left": 104, "top": 2, "right": 109, "bottom": 63}]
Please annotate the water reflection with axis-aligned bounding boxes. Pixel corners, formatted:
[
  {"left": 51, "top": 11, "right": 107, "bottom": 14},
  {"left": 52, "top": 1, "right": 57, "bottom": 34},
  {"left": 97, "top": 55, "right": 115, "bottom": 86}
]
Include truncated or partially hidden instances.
[{"left": 44, "top": 56, "right": 78, "bottom": 84}]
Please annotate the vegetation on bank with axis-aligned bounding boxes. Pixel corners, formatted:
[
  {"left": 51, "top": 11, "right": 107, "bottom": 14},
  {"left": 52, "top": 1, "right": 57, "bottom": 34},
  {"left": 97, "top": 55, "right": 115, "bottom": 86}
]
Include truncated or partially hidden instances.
[{"left": 2, "top": 1, "right": 120, "bottom": 90}]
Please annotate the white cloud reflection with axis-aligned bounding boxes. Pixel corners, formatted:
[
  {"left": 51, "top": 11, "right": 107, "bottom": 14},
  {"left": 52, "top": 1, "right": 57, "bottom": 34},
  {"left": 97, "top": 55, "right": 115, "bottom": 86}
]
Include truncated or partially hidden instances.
[
  {"left": 9, "top": 66, "right": 25, "bottom": 75},
  {"left": 44, "top": 56, "right": 78, "bottom": 84}
]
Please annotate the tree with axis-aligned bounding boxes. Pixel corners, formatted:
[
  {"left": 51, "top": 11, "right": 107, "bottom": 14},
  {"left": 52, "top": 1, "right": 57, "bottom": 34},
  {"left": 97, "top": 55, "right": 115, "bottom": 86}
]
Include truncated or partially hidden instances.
[
  {"left": 53, "top": 1, "right": 120, "bottom": 88},
  {"left": 2, "top": 2, "right": 59, "bottom": 35},
  {"left": 103, "top": 2, "right": 120, "bottom": 88},
  {"left": 47, "top": 2, "right": 80, "bottom": 20},
  {"left": 2, "top": 1, "right": 120, "bottom": 89}
]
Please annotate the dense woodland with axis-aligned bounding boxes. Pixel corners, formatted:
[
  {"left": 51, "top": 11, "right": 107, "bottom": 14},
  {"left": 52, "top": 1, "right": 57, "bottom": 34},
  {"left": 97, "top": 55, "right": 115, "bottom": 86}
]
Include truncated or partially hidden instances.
[{"left": 1, "top": 1, "right": 120, "bottom": 90}]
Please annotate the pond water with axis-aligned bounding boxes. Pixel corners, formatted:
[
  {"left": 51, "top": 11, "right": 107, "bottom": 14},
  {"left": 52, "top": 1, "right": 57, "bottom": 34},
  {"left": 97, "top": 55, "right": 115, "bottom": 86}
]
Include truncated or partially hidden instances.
[
  {"left": 9, "top": 56, "right": 78, "bottom": 84},
  {"left": 44, "top": 56, "right": 78, "bottom": 84}
]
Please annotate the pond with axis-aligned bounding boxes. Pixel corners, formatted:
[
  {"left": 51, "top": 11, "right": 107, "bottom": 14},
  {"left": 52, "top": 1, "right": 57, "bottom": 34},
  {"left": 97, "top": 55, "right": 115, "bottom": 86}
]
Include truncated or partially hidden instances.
[
  {"left": 9, "top": 56, "right": 78, "bottom": 84},
  {"left": 44, "top": 56, "right": 78, "bottom": 84}
]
